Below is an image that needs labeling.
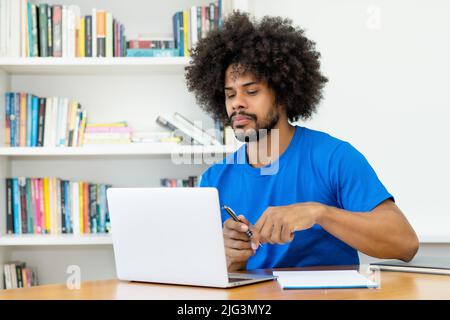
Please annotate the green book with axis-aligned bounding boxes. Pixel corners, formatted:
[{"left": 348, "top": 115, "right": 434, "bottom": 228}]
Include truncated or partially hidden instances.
[
  {"left": 31, "top": 4, "right": 39, "bottom": 57},
  {"left": 38, "top": 4, "right": 48, "bottom": 57}
]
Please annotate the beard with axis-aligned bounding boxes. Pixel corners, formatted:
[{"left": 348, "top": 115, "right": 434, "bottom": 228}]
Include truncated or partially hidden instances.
[{"left": 231, "top": 105, "right": 280, "bottom": 142}]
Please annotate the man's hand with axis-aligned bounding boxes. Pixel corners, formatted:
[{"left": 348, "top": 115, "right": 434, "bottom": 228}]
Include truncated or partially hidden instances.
[
  {"left": 255, "top": 203, "right": 326, "bottom": 245},
  {"left": 223, "top": 215, "right": 261, "bottom": 272}
]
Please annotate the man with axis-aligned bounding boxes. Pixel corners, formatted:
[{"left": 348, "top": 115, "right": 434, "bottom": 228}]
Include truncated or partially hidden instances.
[{"left": 185, "top": 12, "right": 418, "bottom": 271}]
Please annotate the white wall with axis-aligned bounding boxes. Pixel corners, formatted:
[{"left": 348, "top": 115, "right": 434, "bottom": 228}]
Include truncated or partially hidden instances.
[{"left": 252, "top": 0, "right": 450, "bottom": 258}]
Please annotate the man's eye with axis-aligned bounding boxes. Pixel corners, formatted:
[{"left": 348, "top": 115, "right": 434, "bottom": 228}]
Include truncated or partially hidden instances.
[
  {"left": 248, "top": 90, "right": 258, "bottom": 95},
  {"left": 226, "top": 94, "right": 235, "bottom": 99}
]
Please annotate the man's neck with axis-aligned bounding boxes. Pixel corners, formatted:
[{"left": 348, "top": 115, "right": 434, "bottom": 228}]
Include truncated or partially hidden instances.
[{"left": 246, "top": 120, "right": 295, "bottom": 168}]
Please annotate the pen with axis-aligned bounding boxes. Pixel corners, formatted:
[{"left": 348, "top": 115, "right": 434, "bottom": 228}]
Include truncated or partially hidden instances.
[{"left": 222, "top": 205, "right": 263, "bottom": 248}]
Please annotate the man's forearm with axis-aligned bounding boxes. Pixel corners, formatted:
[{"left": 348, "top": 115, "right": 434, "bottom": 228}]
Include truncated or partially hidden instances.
[{"left": 314, "top": 201, "right": 419, "bottom": 261}]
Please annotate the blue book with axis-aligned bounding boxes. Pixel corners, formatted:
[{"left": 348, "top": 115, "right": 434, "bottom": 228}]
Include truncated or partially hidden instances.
[
  {"left": 14, "top": 93, "right": 20, "bottom": 147},
  {"left": 27, "top": 2, "right": 33, "bottom": 57},
  {"left": 126, "top": 48, "right": 179, "bottom": 57},
  {"left": 178, "top": 12, "right": 184, "bottom": 57},
  {"left": 5, "top": 93, "right": 12, "bottom": 146},
  {"left": 25, "top": 178, "right": 34, "bottom": 234},
  {"left": 26, "top": 94, "right": 32, "bottom": 147},
  {"left": 31, "top": 96, "right": 39, "bottom": 147},
  {"left": 64, "top": 181, "right": 71, "bottom": 233},
  {"left": 99, "top": 184, "right": 106, "bottom": 233},
  {"left": 12, "top": 178, "right": 22, "bottom": 234}
]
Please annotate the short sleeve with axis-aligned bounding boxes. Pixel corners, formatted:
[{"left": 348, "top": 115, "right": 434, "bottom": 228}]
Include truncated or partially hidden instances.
[
  {"left": 330, "top": 142, "right": 394, "bottom": 212},
  {"left": 198, "top": 169, "right": 210, "bottom": 187}
]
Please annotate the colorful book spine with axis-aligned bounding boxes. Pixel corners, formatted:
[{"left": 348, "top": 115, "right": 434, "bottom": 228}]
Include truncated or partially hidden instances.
[
  {"left": 47, "top": 4, "right": 53, "bottom": 56},
  {"left": 6, "top": 178, "right": 13, "bottom": 234},
  {"left": 34, "top": 178, "right": 42, "bottom": 234},
  {"left": 27, "top": 1, "right": 33, "bottom": 57},
  {"left": 83, "top": 182, "right": 89, "bottom": 233},
  {"left": 5, "top": 93, "right": 11, "bottom": 147},
  {"left": 38, "top": 4, "right": 48, "bottom": 57},
  {"left": 26, "top": 94, "right": 32, "bottom": 147},
  {"left": 25, "top": 178, "right": 34, "bottom": 234},
  {"left": 19, "top": 177, "right": 28, "bottom": 234},
  {"left": 19, "top": 93, "right": 27, "bottom": 147},
  {"left": 43, "top": 177, "right": 50, "bottom": 234},
  {"left": 84, "top": 15, "right": 92, "bottom": 57},
  {"left": 12, "top": 178, "right": 21, "bottom": 234},
  {"left": 31, "top": 4, "right": 39, "bottom": 57},
  {"left": 52, "top": 5, "right": 62, "bottom": 57},
  {"left": 37, "top": 98, "right": 45, "bottom": 147},
  {"left": 31, "top": 95, "right": 39, "bottom": 147}
]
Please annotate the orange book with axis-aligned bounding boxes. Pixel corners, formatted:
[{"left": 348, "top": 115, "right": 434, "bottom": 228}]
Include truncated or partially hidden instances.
[
  {"left": 19, "top": 93, "right": 27, "bottom": 147},
  {"left": 84, "top": 182, "right": 89, "bottom": 233},
  {"left": 79, "top": 182, "right": 84, "bottom": 234},
  {"left": 22, "top": 268, "right": 28, "bottom": 288},
  {"left": 96, "top": 10, "right": 106, "bottom": 57}
]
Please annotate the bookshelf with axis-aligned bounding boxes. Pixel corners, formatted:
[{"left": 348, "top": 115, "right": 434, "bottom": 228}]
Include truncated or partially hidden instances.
[{"left": 0, "top": 0, "right": 250, "bottom": 288}]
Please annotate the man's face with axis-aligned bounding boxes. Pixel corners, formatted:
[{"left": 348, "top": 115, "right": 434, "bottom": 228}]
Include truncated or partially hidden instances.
[{"left": 224, "top": 64, "right": 280, "bottom": 142}]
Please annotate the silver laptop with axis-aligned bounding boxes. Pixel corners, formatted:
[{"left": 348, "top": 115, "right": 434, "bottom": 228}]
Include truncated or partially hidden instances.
[{"left": 106, "top": 187, "right": 276, "bottom": 288}]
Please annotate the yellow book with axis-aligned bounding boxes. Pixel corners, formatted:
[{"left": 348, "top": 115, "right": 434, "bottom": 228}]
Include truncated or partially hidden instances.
[
  {"left": 79, "top": 182, "right": 84, "bottom": 234},
  {"left": 22, "top": 268, "right": 28, "bottom": 288},
  {"left": 78, "top": 17, "right": 85, "bottom": 57},
  {"left": 78, "top": 110, "right": 87, "bottom": 147},
  {"left": 43, "top": 178, "right": 51, "bottom": 234},
  {"left": 86, "top": 122, "right": 127, "bottom": 127},
  {"left": 49, "top": 177, "right": 56, "bottom": 234},
  {"left": 183, "top": 9, "right": 189, "bottom": 57},
  {"left": 19, "top": 93, "right": 27, "bottom": 147}
]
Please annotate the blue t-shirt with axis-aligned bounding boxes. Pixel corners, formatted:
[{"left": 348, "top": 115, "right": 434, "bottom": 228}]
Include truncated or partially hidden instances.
[{"left": 199, "top": 125, "right": 393, "bottom": 269}]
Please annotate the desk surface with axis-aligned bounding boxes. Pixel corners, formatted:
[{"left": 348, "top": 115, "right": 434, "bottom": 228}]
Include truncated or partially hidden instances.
[{"left": 1, "top": 266, "right": 449, "bottom": 300}]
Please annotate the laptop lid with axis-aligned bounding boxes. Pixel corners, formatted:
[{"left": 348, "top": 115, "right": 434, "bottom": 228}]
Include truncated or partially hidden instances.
[{"left": 107, "top": 187, "right": 230, "bottom": 287}]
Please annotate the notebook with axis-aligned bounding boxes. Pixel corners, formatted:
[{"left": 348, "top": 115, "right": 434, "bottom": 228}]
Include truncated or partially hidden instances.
[
  {"left": 370, "top": 257, "right": 450, "bottom": 275},
  {"left": 273, "top": 270, "right": 379, "bottom": 290}
]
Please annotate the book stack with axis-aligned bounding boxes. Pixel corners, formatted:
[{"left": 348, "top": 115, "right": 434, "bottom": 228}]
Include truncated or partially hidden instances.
[
  {"left": 4, "top": 92, "right": 87, "bottom": 147},
  {"left": 131, "top": 131, "right": 182, "bottom": 144},
  {"left": 160, "top": 176, "right": 199, "bottom": 188},
  {"left": 172, "top": 0, "right": 232, "bottom": 57},
  {"left": 0, "top": 0, "right": 127, "bottom": 58},
  {"left": 156, "top": 112, "right": 223, "bottom": 146},
  {"left": 126, "top": 36, "right": 178, "bottom": 57},
  {"left": 83, "top": 122, "right": 132, "bottom": 145},
  {"left": 2, "top": 261, "right": 38, "bottom": 289},
  {"left": 5, "top": 177, "right": 112, "bottom": 235}
]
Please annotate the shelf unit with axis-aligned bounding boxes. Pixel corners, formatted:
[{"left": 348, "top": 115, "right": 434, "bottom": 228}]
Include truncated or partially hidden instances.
[{"left": 0, "top": 0, "right": 250, "bottom": 288}]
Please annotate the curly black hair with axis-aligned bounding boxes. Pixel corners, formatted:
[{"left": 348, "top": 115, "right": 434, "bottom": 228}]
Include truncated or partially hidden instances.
[{"left": 185, "top": 11, "right": 328, "bottom": 124}]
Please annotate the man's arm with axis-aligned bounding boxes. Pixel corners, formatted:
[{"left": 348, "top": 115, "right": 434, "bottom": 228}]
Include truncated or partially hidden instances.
[
  {"left": 316, "top": 199, "right": 419, "bottom": 261},
  {"left": 255, "top": 199, "right": 419, "bottom": 262}
]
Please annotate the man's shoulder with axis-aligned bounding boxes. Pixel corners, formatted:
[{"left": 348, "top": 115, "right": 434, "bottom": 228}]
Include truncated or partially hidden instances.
[{"left": 300, "top": 126, "right": 348, "bottom": 154}]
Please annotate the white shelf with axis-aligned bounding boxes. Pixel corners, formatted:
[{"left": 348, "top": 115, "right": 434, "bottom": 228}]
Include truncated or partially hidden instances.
[
  {"left": 0, "top": 57, "right": 190, "bottom": 75},
  {"left": 0, "top": 234, "right": 112, "bottom": 246},
  {"left": 0, "top": 143, "right": 238, "bottom": 157}
]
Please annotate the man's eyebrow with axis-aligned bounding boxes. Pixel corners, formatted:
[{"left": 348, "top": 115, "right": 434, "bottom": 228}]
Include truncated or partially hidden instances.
[{"left": 224, "top": 81, "right": 259, "bottom": 90}]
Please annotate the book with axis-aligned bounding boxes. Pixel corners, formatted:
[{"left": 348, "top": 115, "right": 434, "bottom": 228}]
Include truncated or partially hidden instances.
[
  {"left": 84, "top": 15, "right": 92, "bottom": 57},
  {"left": 126, "top": 48, "right": 179, "bottom": 57},
  {"left": 156, "top": 113, "right": 222, "bottom": 146},
  {"left": 52, "top": 5, "right": 62, "bottom": 57},
  {"left": 96, "top": 10, "right": 106, "bottom": 57},
  {"left": 6, "top": 178, "right": 13, "bottom": 234},
  {"left": 38, "top": 4, "right": 48, "bottom": 57},
  {"left": 370, "top": 257, "right": 450, "bottom": 276}
]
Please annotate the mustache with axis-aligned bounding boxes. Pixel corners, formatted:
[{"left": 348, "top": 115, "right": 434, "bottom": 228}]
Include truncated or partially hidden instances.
[{"left": 229, "top": 111, "right": 257, "bottom": 123}]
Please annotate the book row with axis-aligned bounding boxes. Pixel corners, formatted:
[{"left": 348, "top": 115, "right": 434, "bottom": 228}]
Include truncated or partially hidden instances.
[
  {"left": 4, "top": 92, "right": 87, "bottom": 147},
  {"left": 172, "top": 0, "right": 227, "bottom": 57},
  {"left": 5, "top": 177, "right": 112, "bottom": 235},
  {"left": 160, "top": 176, "right": 199, "bottom": 188},
  {"left": 2, "top": 261, "right": 38, "bottom": 290},
  {"left": 0, "top": 0, "right": 127, "bottom": 58}
]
